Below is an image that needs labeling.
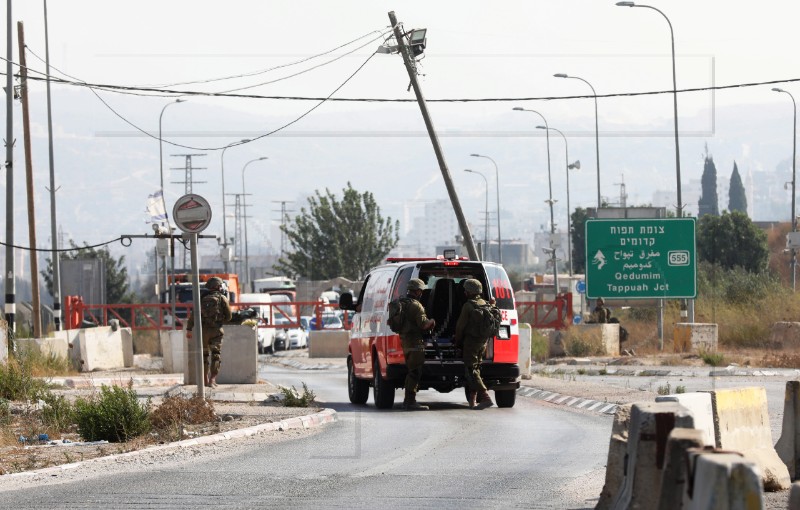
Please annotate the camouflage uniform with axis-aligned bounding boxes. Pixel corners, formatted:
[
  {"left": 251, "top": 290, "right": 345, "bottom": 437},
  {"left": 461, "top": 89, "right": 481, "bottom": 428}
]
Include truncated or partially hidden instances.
[
  {"left": 455, "top": 295, "right": 489, "bottom": 393},
  {"left": 592, "top": 298, "right": 611, "bottom": 324},
  {"left": 399, "top": 297, "right": 429, "bottom": 393},
  {"left": 187, "top": 286, "right": 233, "bottom": 383},
  {"left": 454, "top": 278, "right": 494, "bottom": 409}
]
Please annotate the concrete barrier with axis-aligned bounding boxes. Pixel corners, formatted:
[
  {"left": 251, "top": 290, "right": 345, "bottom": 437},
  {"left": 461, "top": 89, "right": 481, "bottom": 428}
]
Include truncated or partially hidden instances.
[
  {"left": 776, "top": 381, "right": 800, "bottom": 479},
  {"left": 656, "top": 392, "right": 715, "bottom": 447},
  {"left": 657, "top": 428, "right": 705, "bottom": 510},
  {"left": 160, "top": 330, "right": 186, "bottom": 373},
  {"left": 76, "top": 326, "right": 132, "bottom": 371},
  {"left": 308, "top": 330, "right": 349, "bottom": 358},
  {"left": 518, "top": 324, "right": 531, "bottom": 378},
  {"left": 556, "top": 324, "right": 619, "bottom": 357},
  {"left": 185, "top": 325, "right": 258, "bottom": 385},
  {"left": 685, "top": 450, "right": 763, "bottom": 510},
  {"left": 596, "top": 404, "right": 632, "bottom": 510},
  {"left": 709, "top": 386, "right": 791, "bottom": 490},
  {"left": 15, "top": 336, "right": 70, "bottom": 360},
  {"left": 673, "top": 323, "right": 718, "bottom": 353},
  {"left": 789, "top": 481, "right": 800, "bottom": 510},
  {"left": 610, "top": 401, "right": 695, "bottom": 510}
]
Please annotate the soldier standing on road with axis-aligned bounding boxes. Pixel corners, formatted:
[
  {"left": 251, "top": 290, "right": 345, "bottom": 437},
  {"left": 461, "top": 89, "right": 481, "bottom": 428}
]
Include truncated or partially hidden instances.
[
  {"left": 454, "top": 279, "right": 495, "bottom": 410},
  {"left": 187, "top": 277, "right": 233, "bottom": 388},
  {"left": 399, "top": 278, "right": 435, "bottom": 411}
]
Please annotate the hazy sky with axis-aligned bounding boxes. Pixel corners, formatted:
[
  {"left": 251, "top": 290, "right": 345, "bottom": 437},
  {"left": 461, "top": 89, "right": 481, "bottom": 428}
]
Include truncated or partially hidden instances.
[{"left": 2, "top": 0, "right": 799, "bottom": 269}]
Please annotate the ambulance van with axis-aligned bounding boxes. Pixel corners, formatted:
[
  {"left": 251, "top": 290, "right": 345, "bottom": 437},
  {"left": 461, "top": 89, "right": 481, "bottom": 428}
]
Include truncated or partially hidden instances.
[{"left": 339, "top": 250, "right": 520, "bottom": 409}]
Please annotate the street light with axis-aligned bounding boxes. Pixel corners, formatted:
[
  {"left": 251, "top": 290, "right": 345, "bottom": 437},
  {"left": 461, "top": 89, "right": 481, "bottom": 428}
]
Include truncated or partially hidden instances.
[
  {"left": 554, "top": 73, "right": 601, "bottom": 210},
  {"left": 512, "top": 107, "right": 558, "bottom": 293},
  {"left": 470, "top": 153, "right": 502, "bottom": 263},
  {"left": 537, "top": 125, "right": 579, "bottom": 276},
  {"left": 773, "top": 87, "right": 797, "bottom": 291},
  {"left": 242, "top": 156, "right": 268, "bottom": 290},
  {"left": 220, "top": 138, "right": 250, "bottom": 273},
  {"left": 158, "top": 98, "right": 185, "bottom": 326},
  {"left": 616, "top": 1, "right": 682, "bottom": 218},
  {"left": 464, "top": 169, "right": 489, "bottom": 259}
]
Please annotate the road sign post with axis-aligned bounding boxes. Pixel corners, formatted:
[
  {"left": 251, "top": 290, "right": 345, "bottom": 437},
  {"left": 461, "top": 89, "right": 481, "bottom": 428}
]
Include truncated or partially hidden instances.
[
  {"left": 172, "top": 194, "right": 212, "bottom": 398},
  {"left": 586, "top": 218, "right": 696, "bottom": 300}
]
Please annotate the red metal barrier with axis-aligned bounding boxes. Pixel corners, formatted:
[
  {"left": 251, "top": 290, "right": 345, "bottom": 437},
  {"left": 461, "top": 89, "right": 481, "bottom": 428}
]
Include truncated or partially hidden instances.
[{"left": 65, "top": 295, "right": 567, "bottom": 331}]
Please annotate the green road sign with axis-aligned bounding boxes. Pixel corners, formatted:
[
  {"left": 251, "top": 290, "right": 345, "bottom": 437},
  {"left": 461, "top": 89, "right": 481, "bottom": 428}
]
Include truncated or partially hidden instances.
[{"left": 586, "top": 218, "right": 696, "bottom": 299}]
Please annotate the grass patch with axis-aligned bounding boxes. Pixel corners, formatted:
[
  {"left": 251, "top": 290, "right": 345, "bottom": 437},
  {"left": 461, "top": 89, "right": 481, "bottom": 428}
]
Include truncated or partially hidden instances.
[
  {"left": 700, "top": 351, "right": 725, "bottom": 367},
  {"left": 0, "top": 357, "right": 51, "bottom": 401},
  {"left": 150, "top": 394, "right": 216, "bottom": 441},
  {"left": 280, "top": 383, "right": 316, "bottom": 407},
  {"left": 530, "top": 329, "right": 549, "bottom": 362}
]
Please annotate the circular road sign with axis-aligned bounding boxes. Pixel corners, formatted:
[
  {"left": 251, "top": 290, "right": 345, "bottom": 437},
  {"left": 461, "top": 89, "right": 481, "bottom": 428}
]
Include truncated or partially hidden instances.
[
  {"left": 576, "top": 280, "right": 586, "bottom": 294},
  {"left": 573, "top": 315, "right": 583, "bottom": 325},
  {"left": 172, "top": 194, "right": 212, "bottom": 234}
]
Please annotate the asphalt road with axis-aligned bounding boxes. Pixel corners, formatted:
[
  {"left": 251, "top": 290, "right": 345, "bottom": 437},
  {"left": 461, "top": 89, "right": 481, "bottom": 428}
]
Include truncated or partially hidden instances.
[{"left": 0, "top": 363, "right": 613, "bottom": 509}]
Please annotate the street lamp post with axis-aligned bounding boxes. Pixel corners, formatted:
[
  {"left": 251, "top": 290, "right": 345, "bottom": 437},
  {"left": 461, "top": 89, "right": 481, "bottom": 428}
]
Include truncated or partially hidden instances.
[
  {"left": 220, "top": 139, "right": 250, "bottom": 273},
  {"left": 554, "top": 73, "right": 601, "bottom": 210},
  {"left": 774, "top": 87, "right": 797, "bottom": 291},
  {"left": 470, "top": 154, "right": 502, "bottom": 264},
  {"left": 616, "top": 2, "right": 682, "bottom": 217},
  {"left": 537, "top": 125, "right": 579, "bottom": 276},
  {"left": 158, "top": 98, "right": 185, "bottom": 324},
  {"left": 464, "top": 169, "right": 489, "bottom": 259},
  {"left": 512, "top": 107, "right": 558, "bottom": 294},
  {"left": 242, "top": 157, "right": 268, "bottom": 291}
]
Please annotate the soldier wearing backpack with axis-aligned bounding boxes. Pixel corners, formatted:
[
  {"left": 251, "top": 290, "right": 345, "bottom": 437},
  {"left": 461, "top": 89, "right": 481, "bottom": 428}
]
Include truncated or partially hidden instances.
[
  {"left": 454, "top": 279, "right": 498, "bottom": 410},
  {"left": 397, "top": 278, "right": 435, "bottom": 411},
  {"left": 187, "top": 277, "right": 233, "bottom": 388}
]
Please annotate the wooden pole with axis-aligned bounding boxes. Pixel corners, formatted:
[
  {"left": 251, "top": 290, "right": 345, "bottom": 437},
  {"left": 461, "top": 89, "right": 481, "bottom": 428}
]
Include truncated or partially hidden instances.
[{"left": 18, "top": 22, "right": 42, "bottom": 338}]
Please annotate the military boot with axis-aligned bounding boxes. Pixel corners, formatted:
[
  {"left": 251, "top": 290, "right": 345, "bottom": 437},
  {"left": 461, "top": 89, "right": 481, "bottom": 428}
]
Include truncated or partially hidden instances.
[
  {"left": 475, "top": 389, "right": 494, "bottom": 410},
  {"left": 403, "top": 389, "right": 429, "bottom": 411},
  {"left": 467, "top": 390, "right": 477, "bottom": 409}
]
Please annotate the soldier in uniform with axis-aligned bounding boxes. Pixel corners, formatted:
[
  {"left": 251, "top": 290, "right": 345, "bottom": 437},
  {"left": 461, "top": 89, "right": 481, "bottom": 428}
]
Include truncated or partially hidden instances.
[
  {"left": 399, "top": 278, "right": 435, "bottom": 411},
  {"left": 454, "top": 278, "right": 495, "bottom": 410},
  {"left": 591, "top": 297, "right": 612, "bottom": 324},
  {"left": 187, "top": 277, "right": 233, "bottom": 388}
]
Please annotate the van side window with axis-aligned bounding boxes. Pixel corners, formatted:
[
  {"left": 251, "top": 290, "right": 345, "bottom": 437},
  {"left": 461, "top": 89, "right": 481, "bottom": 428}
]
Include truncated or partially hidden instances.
[
  {"left": 390, "top": 267, "right": 414, "bottom": 301},
  {"left": 484, "top": 265, "right": 515, "bottom": 309}
]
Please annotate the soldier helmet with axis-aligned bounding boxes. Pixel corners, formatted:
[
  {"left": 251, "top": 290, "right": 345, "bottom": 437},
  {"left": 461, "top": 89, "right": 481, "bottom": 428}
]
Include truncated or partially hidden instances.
[
  {"left": 206, "top": 277, "right": 224, "bottom": 290},
  {"left": 597, "top": 297, "right": 605, "bottom": 305},
  {"left": 407, "top": 278, "right": 426, "bottom": 291},
  {"left": 464, "top": 279, "right": 482, "bottom": 295}
]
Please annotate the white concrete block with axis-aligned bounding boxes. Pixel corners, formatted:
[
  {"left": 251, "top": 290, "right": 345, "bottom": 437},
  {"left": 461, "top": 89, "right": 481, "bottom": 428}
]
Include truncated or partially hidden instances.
[
  {"left": 518, "top": 324, "right": 531, "bottom": 377},
  {"left": 15, "top": 336, "right": 70, "bottom": 360},
  {"left": 160, "top": 330, "right": 186, "bottom": 373},
  {"left": 656, "top": 392, "right": 715, "bottom": 447},
  {"left": 78, "top": 326, "right": 126, "bottom": 371},
  {"left": 687, "top": 452, "right": 763, "bottom": 510},
  {"left": 309, "top": 330, "right": 349, "bottom": 358},
  {"left": 184, "top": 325, "right": 258, "bottom": 385},
  {"left": 674, "top": 323, "right": 718, "bottom": 353}
]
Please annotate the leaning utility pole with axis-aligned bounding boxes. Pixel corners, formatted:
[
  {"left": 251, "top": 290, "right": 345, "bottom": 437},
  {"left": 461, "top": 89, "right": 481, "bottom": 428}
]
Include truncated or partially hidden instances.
[
  {"left": 387, "top": 11, "right": 478, "bottom": 261},
  {"left": 5, "top": 1, "right": 15, "bottom": 341},
  {"left": 18, "top": 22, "right": 42, "bottom": 338}
]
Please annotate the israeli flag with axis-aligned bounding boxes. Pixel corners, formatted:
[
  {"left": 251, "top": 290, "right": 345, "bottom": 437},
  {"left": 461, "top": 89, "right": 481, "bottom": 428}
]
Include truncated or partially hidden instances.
[{"left": 146, "top": 190, "right": 168, "bottom": 223}]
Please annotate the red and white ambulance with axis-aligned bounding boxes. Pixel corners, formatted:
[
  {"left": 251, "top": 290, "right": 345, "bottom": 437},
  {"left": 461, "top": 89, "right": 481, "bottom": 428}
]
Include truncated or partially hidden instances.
[{"left": 339, "top": 250, "right": 520, "bottom": 409}]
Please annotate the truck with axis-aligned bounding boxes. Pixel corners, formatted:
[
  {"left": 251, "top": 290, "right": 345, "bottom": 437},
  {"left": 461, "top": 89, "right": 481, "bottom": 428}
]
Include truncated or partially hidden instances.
[{"left": 161, "top": 272, "right": 242, "bottom": 325}]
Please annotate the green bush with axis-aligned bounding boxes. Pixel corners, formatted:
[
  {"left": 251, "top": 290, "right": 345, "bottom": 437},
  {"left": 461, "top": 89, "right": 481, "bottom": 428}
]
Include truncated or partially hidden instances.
[
  {"left": 700, "top": 351, "right": 725, "bottom": 367},
  {"left": 40, "top": 393, "right": 74, "bottom": 431},
  {"left": 0, "top": 397, "right": 10, "bottom": 425},
  {"left": 281, "top": 383, "right": 316, "bottom": 407},
  {"left": 530, "top": 329, "right": 549, "bottom": 362},
  {"left": 74, "top": 384, "right": 151, "bottom": 442},
  {"left": 0, "top": 357, "right": 50, "bottom": 401}
]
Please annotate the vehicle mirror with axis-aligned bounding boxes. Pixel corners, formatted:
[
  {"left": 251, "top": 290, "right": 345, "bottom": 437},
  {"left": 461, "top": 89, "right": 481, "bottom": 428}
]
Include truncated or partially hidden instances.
[{"left": 339, "top": 292, "right": 355, "bottom": 310}]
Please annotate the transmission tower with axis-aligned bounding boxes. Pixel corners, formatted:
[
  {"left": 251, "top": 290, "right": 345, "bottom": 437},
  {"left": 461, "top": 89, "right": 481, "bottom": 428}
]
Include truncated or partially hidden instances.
[
  {"left": 614, "top": 174, "right": 628, "bottom": 208},
  {"left": 271, "top": 200, "right": 294, "bottom": 259}
]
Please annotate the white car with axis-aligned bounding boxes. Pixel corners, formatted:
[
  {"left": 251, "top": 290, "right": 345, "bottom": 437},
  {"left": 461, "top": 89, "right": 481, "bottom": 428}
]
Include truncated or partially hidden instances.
[{"left": 275, "top": 317, "right": 308, "bottom": 349}]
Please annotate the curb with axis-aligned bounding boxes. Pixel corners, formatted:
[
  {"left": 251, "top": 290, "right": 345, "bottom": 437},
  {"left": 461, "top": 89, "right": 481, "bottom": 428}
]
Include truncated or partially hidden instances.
[
  {"left": 532, "top": 366, "right": 800, "bottom": 378},
  {"left": 271, "top": 358, "right": 344, "bottom": 371},
  {"left": 8, "top": 408, "right": 338, "bottom": 478}
]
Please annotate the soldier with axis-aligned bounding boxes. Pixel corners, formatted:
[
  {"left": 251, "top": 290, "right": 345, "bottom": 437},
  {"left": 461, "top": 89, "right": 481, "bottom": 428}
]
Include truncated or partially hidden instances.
[
  {"left": 454, "top": 278, "right": 495, "bottom": 410},
  {"left": 399, "top": 278, "right": 435, "bottom": 411},
  {"left": 591, "top": 297, "right": 612, "bottom": 324},
  {"left": 187, "top": 277, "right": 233, "bottom": 388}
]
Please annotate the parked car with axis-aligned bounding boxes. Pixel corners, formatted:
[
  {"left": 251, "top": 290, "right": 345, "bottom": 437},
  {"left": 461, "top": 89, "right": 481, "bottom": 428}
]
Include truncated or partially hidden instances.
[
  {"left": 309, "top": 313, "right": 343, "bottom": 330},
  {"left": 274, "top": 317, "right": 307, "bottom": 349}
]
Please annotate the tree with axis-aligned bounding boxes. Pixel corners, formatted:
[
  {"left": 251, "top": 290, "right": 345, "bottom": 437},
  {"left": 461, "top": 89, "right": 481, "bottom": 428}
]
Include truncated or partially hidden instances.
[
  {"left": 42, "top": 241, "right": 136, "bottom": 304},
  {"left": 275, "top": 183, "right": 399, "bottom": 280},
  {"left": 570, "top": 207, "right": 590, "bottom": 274},
  {"left": 696, "top": 211, "right": 768, "bottom": 273},
  {"left": 698, "top": 146, "right": 719, "bottom": 218},
  {"left": 728, "top": 161, "right": 747, "bottom": 215}
]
